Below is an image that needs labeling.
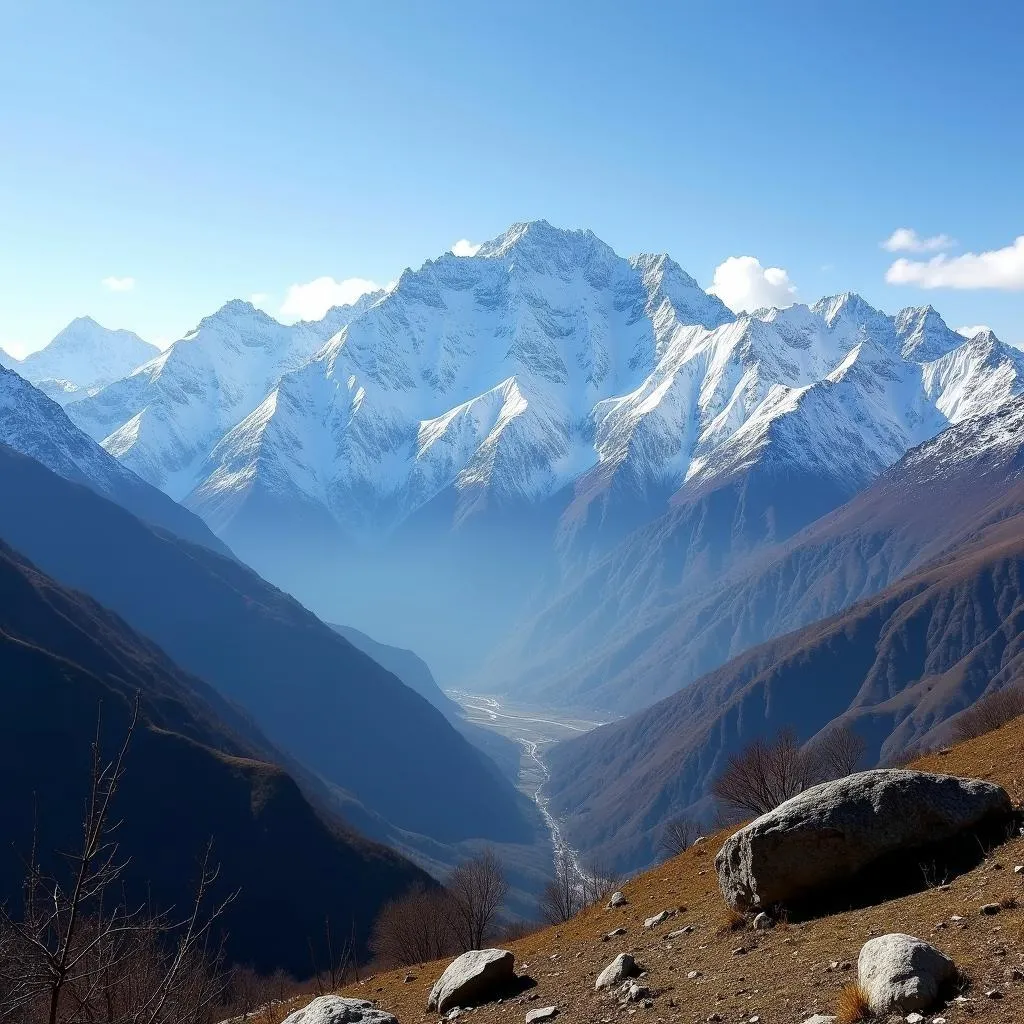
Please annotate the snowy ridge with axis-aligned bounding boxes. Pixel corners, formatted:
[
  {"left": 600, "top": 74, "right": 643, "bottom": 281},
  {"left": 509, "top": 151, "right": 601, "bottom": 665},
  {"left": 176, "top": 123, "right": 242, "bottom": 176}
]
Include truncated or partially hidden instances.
[
  {"left": 4, "top": 317, "right": 158, "bottom": 404},
  {"left": 47, "top": 221, "right": 1024, "bottom": 562}
]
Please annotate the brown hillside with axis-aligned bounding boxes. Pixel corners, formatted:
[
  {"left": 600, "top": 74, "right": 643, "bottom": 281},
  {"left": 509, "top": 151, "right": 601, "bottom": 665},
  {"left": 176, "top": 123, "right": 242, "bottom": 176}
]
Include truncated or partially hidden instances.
[{"left": 331, "top": 720, "right": 1024, "bottom": 1024}]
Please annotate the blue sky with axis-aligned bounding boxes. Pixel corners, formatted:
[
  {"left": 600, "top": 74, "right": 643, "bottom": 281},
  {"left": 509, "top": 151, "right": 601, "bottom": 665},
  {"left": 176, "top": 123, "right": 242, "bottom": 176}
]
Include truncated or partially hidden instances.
[{"left": 1, "top": 0, "right": 1022, "bottom": 355}]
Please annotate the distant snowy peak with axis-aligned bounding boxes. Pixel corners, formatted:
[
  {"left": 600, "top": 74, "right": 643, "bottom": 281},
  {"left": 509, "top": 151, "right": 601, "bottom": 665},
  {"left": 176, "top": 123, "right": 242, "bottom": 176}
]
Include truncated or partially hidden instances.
[{"left": 15, "top": 317, "right": 158, "bottom": 401}]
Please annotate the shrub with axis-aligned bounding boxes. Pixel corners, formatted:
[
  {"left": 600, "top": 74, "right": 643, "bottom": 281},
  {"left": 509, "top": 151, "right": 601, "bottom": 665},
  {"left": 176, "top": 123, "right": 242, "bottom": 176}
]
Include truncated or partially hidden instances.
[
  {"left": 834, "top": 982, "right": 872, "bottom": 1023},
  {"left": 953, "top": 687, "right": 1024, "bottom": 742}
]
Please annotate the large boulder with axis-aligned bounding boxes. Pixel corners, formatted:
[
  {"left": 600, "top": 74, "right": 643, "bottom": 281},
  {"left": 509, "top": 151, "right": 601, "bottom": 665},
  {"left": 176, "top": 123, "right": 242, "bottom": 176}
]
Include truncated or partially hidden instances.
[
  {"left": 427, "top": 949, "right": 516, "bottom": 1013},
  {"left": 715, "top": 769, "right": 1011, "bottom": 910},
  {"left": 282, "top": 996, "right": 398, "bottom": 1024},
  {"left": 858, "top": 933, "right": 957, "bottom": 1015}
]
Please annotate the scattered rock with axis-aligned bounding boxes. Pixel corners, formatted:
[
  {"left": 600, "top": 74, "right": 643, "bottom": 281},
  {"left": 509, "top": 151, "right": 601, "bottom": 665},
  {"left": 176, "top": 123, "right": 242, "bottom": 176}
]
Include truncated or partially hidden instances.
[
  {"left": 644, "top": 910, "right": 672, "bottom": 929},
  {"left": 857, "top": 933, "right": 957, "bottom": 1016},
  {"left": 624, "top": 983, "right": 650, "bottom": 1003},
  {"left": 981, "top": 903, "right": 1001, "bottom": 915},
  {"left": 666, "top": 926, "right": 693, "bottom": 939},
  {"left": 752, "top": 912, "right": 772, "bottom": 930},
  {"left": 604, "top": 927, "right": 627, "bottom": 940},
  {"left": 404, "top": 974, "right": 416, "bottom": 983},
  {"left": 446, "top": 1011, "right": 462, "bottom": 1021},
  {"left": 1014, "top": 865, "right": 1023, "bottom": 874},
  {"left": 731, "top": 946, "right": 747, "bottom": 956},
  {"left": 687, "top": 970, "right": 702, "bottom": 980},
  {"left": 906, "top": 1014, "right": 925, "bottom": 1023},
  {"left": 595, "top": 953, "right": 640, "bottom": 991},
  {"left": 427, "top": 949, "right": 516, "bottom": 1013},
  {"left": 282, "top": 997, "right": 398, "bottom": 1024},
  {"left": 950, "top": 915, "right": 964, "bottom": 922},
  {"left": 524, "top": 1007, "right": 558, "bottom": 1023},
  {"left": 715, "top": 770, "right": 1013, "bottom": 910},
  {"left": 607, "top": 891, "right": 627, "bottom": 908},
  {"left": 985, "top": 989, "right": 1004, "bottom": 999}
]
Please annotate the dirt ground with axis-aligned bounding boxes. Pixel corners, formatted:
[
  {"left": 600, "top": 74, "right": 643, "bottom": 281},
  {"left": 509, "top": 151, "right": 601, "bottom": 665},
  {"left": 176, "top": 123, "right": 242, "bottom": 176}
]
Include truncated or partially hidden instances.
[{"left": 315, "top": 719, "right": 1024, "bottom": 1024}]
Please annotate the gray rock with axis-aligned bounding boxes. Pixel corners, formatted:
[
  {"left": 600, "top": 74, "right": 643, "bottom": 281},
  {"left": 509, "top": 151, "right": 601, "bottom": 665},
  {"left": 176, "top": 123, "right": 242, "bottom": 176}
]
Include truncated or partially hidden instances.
[
  {"left": 716, "top": 770, "right": 1011, "bottom": 910},
  {"left": 281, "top": 997, "right": 398, "bottom": 1024},
  {"left": 595, "top": 953, "right": 640, "bottom": 990},
  {"left": 427, "top": 949, "right": 516, "bottom": 1013},
  {"left": 857, "top": 933, "right": 957, "bottom": 1015},
  {"left": 525, "top": 1007, "right": 558, "bottom": 1023},
  {"left": 752, "top": 912, "right": 772, "bottom": 930},
  {"left": 644, "top": 910, "right": 672, "bottom": 928},
  {"left": 981, "top": 902, "right": 1001, "bottom": 915},
  {"left": 605, "top": 927, "right": 627, "bottom": 939},
  {"left": 666, "top": 926, "right": 693, "bottom": 939},
  {"left": 607, "top": 891, "right": 627, "bottom": 908}
]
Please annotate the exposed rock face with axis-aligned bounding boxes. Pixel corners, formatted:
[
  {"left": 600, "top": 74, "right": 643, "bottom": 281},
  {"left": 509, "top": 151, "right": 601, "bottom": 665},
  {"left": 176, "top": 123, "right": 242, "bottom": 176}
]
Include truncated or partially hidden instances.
[
  {"left": 595, "top": 953, "right": 640, "bottom": 990},
  {"left": 857, "top": 934, "right": 957, "bottom": 1015},
  {"left": 715, "top": 770, "right": 1012, "bottom": 910},
  {"left": 282, "top": 996, "right": 398, "bottom": 1024},
  {"left": 427, "top": 949, "right": 516, "bottom": 1013}
]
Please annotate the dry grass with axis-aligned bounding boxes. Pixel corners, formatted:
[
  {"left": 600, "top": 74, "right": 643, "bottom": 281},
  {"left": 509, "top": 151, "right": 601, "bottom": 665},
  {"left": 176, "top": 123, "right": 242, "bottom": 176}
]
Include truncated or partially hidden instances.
[
  {"left": 715, "top": 906, "right": 748, "bottom": 935},
  {"left": 834, "top": 981, "right": 872, "bottom": 1023},
  {"left": 321, "top": 716, "right": 1024, "bottom": 1024}
]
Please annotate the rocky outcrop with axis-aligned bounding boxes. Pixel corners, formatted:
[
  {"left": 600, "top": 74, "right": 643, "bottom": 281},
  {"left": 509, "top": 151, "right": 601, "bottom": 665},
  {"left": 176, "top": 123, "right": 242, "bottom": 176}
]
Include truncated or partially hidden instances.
[
  {"left": 282, "top": 996, "right": 398, "bottom": 1024},
  {"left": 595, "top": 953, "right": 641, "bottom": 990},
  {"left": 716, "top": 770, "right": 1012, "bottom": 910},
  {"left": 857, "top": 934, "right": 957, "bottom": 1015},
  {"left": 427, "top": 949, "right": 516, "bottom": 1013}
]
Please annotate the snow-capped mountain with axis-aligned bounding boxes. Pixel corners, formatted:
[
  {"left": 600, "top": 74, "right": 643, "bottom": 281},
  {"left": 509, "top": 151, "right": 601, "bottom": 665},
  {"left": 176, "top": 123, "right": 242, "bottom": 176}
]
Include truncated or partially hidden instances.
[
  {"left": 0, "top": 365, "right": 228, "bottom": 555},
  {"left": 55, "top": 221, "right": 1024, "bottom": 677},
  {"left": 5, "top": 317, "right": 158, "bottom": 403}
]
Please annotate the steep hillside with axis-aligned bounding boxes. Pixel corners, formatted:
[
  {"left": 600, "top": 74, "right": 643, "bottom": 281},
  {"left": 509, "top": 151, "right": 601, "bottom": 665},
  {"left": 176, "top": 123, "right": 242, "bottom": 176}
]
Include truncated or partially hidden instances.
[
  {"left": 0, "top": 366, "right": 230, "bottom": 555},
  {"left": 331, "top": 623, "right": 521, "bottom": 780},
  {"left": 0, "top": 540, "right": 429, "bottom": 974},
  {"left": 0, "top": 445, "right": 536, "bottom": 856},
  {"left": 496, "top": 393, "right": 1024, "bottom": 713},
  {"left": 340, "top": 720, "right": 1024, "bottom": 1024},
  {"left": 545, "top": 501, "right": 1024, "bottom": 870}
]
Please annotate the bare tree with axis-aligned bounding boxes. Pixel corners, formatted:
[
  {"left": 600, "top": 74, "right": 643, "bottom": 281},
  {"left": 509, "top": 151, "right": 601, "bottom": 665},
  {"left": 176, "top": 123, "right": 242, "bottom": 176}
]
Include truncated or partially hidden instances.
[
  {"left": 954, "top": 687, "right": 1024, "bottom": 742},
  {"left": 538, "top": 852, "right": 580, "bottom": 925},
  {"left": 712, "top": 727, "right": 820, "bottom": 817},
  {"left": 807, "top": 725, "right": 868, "bottom": 781},
  {"left": 579, "top": 859, "right": 621, "bottom": 909},
  {"left": 0, "top": 699, "right": 234, "bottom": 1024},
  {"left": 368, "top": 885, "right": 457, "bottom": 969},
  {"left": 445, "top": 849, "right": 508, "bottom": 952},
  {"left": 659, "top": 816, "right": 698, "bottom": 859}
]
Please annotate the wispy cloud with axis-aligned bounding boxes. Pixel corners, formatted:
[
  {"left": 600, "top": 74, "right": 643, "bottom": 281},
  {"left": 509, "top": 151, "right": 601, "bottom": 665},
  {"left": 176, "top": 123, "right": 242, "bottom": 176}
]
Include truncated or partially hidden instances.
[
  {"left": 707, "top": 255, "right": 797, "bottom": 313},
  {"left": 452, "top": 239, "right": 481, "bottom": 257},
  {"left": 880, "top": 228, "right": 955, "bottom": 254},
  {"left": 279, "top": 276, "right": 382, "bottom": 322},
  {"left": 956, "top": 325, "right": 991, "bottom": 338},
  {"left": 102, "top": 275, "right": 136, "bottom": 292},
  {"left": 885, "top": 235, "right": 1024, "bottom": 290}
]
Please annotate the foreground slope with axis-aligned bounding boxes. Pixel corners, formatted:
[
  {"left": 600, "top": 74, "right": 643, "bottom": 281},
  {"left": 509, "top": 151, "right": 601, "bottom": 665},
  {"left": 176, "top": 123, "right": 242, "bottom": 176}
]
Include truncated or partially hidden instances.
[
  {"left": 0, "top": 365, "right": 230, "bottom": 555},
  {"left": 544, "top": 411, "right": 1024, "bottom": 867},
  {"left": 342, "top": 720, "right": 1024, "bottom": 1024},
  {"left": 0, "top": 540, "right": 428, "bottom": 974},
  {"left": 0, "top": 445, "right": 535, "bottom": 852}
]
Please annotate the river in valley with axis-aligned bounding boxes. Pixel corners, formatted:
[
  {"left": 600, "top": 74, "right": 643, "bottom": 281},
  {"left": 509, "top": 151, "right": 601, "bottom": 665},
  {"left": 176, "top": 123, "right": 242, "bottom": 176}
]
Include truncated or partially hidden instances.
[{"left": 448, "top": 691, "right": 607, "bottom": 882}]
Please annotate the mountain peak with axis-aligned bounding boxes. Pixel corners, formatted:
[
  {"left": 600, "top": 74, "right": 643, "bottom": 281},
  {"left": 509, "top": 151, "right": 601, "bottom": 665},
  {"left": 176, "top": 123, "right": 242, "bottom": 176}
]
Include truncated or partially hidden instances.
[
  {"left": 811, "top": 291, "right": 884, "bottom": 327},
  {"left": 475, "top": 219, "right": 607, "bottom": 261}
]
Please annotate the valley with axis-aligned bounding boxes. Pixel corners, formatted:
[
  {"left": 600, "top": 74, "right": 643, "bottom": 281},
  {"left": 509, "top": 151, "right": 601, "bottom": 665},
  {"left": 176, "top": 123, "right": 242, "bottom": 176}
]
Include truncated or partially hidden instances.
[{"left": 450, "top": 692, "right": 609, "bottom": 878}]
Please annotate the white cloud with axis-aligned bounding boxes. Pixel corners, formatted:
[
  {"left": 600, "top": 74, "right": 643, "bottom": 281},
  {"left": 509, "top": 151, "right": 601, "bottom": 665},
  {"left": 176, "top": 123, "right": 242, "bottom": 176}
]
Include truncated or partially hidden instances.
[
  {"left": 956, "top": 324, "right": 991, "bottom": 338},
  {"left": 885, "top": 235, "right": 1024, "bottom": 291},
  {"left": 279, "top": 277, "right": 382, "bottom": 321},
  {"left": 880, "top": 228, "right": 955, "bottom": 253},
  {"left": 102, "top": 275, "right": 136, "bottom": 292},
  {"left": 250, "top": 292, "right": 269, "bottom": 305},
  {"left": 452, "top": 239, "right": 481, "bottom": 257},
  {"left": 707, "top": 256, "right": 797, "bottom": 313}
]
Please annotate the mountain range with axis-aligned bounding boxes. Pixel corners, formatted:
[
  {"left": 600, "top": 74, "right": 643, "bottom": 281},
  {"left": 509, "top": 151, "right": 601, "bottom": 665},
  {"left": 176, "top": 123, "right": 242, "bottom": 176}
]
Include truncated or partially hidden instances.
[{"left": 18, "top": 221, "right": 1018, "bottom": 684}]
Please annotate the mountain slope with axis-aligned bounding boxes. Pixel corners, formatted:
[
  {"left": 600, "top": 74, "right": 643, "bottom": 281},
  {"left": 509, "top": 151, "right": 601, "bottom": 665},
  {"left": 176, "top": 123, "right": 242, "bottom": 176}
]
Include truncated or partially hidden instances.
[
  {"left": 6, "top": 317, "right": 158, "bottom": 402},
  {"left": 0, "top": 366, "right": 231, "bottom": 555},
  {"left": 544, "top": 409, "right": 1024, "bottom": 868},
  {"left": 0, "top": 539, "right": 429, "bottom": 974},
  {"left": 0, "top": 445, "right": 535, "bottom": 851}
]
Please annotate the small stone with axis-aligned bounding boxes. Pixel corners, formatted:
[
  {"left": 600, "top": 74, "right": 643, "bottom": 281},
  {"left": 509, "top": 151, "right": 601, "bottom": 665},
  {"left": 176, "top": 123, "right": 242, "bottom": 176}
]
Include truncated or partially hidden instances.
[
  {"left": 950, "top": 915, "right": 964, "bottom": 922},
  {"left": 404, "top": 974, "right": 416, "bottom": 983},
  {"left": 752, "top": 912, "right": 772, "bottom": 930},
  {"left": 706, "top": 1016, "right": 722, "bottom": 1023},
  {"left": 595, "top": 953, "right": 641, "bottom": 991},
  {"left": 644, "top": 910, "right": 672, "bottom": 929},
  {"left": 687, "top": 970, "right": 702, "bottom": 980},
  {"left": 732, "top": 946, "right": 747, "bottom": 955},
  {"left": 1014, "top": 865, "right": 1023, "bottom": 874},
  {"left": 981, "top": 902, "right": 1001, "bottom": 915},
  {"left": 906, "top": 1014, "right": 925, "bottom": 1023},
  {"left": 606, "top": 927, "right": 627, "bottom": 939},
  {"left": 985, "top": 988, "right": 1003, "bottom": 998},
  {"left": 607, "top": 891, "right": 627, "bottom": 908},
  {"left": 932, "top": 1018, "right": 948, "bottom": 1024},
  {"left": 524, "top": 1007, "right": 558, "bottom": 1024},
  {"left": 447, "top": 1011, "right": 463, "bottom": 1021},
  {"left": 666, "top": 926, "right": 693, "bottom": 939}
]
